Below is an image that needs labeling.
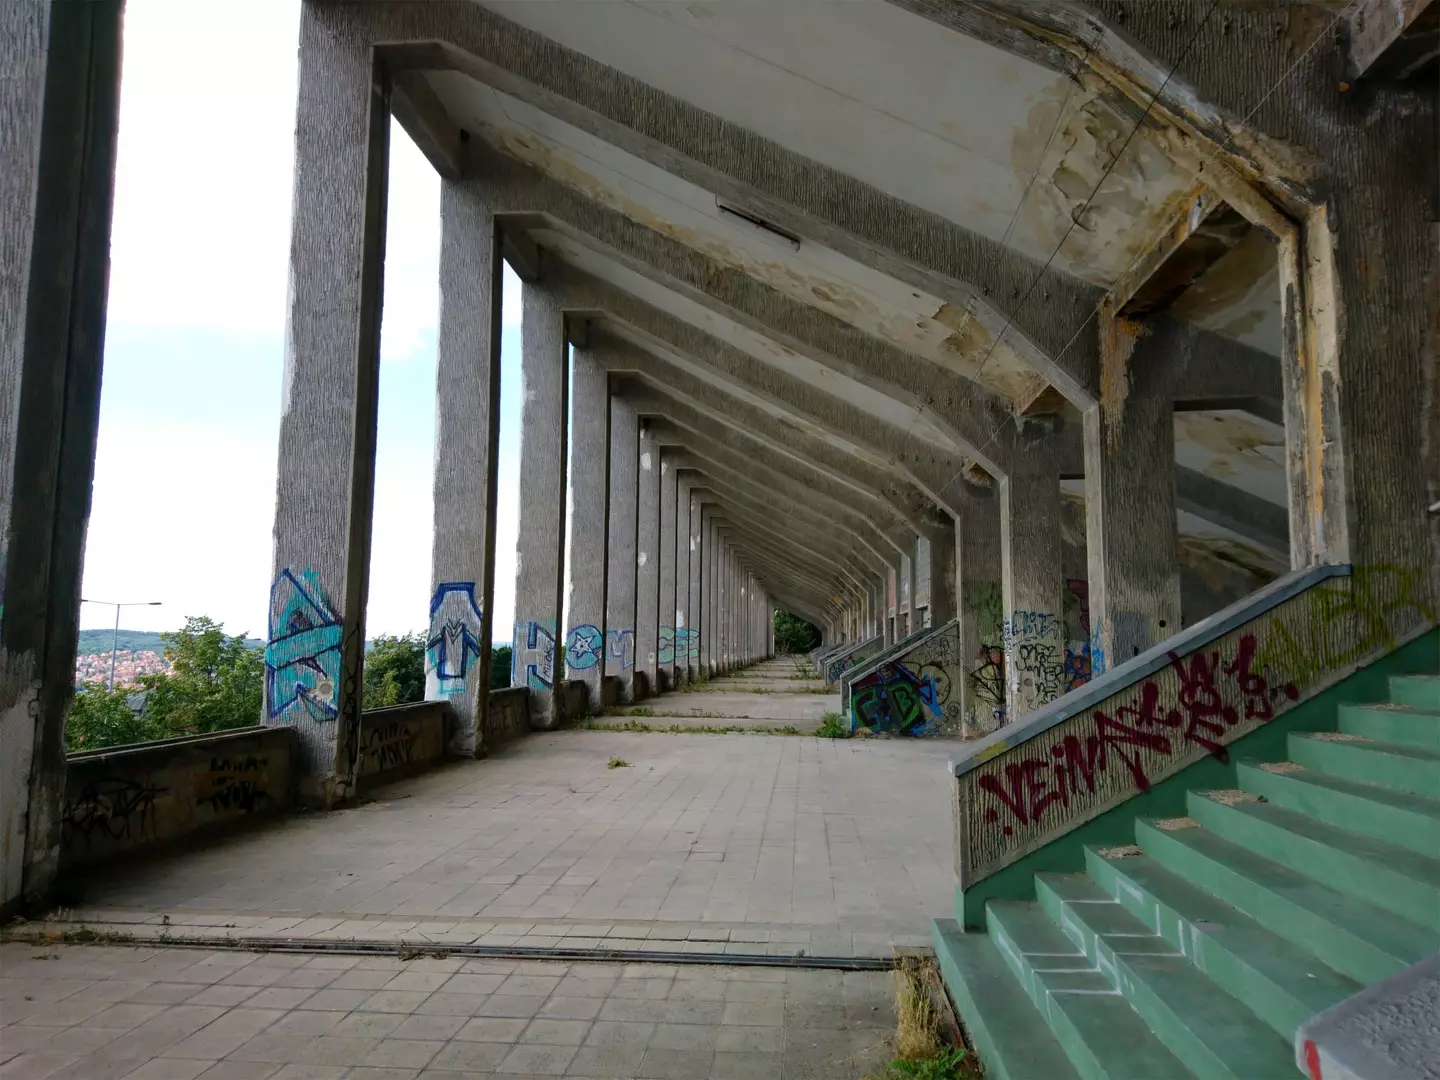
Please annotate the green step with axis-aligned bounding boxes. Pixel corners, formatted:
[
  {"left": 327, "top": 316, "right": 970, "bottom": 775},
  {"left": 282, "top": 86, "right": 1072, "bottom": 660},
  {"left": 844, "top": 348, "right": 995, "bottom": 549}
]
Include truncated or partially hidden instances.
[
  {"left": 1034, "top": 873, "right": 1293, "bottom": 1080},
  {"left": 1236, "top": 759, "right": 1440, "bottom": 858},
  {"left": 986, "top": 901, "right": 1198, "bottom": 1080},
  {"left": 1187, "top": 790, "right": 1440, "bottom": 930},
  {"left": 1390, "top": 674, "right": 1440, "bottom": 709},
  {"left": 1136, "top": 818, "right": 1440, "bottom": 985},
  {"left": 1085, "top": 847, "right": 1359, "bottom": 1038},
  {"left": 1287, "top": 732, "right": 1440, "bottom": 797},
  {"left": 932, "top": 919, "right": 1083, "bottom": 1080},
  {"left": 1338, "top": 702, "right": 1440, "bottom": 750}
]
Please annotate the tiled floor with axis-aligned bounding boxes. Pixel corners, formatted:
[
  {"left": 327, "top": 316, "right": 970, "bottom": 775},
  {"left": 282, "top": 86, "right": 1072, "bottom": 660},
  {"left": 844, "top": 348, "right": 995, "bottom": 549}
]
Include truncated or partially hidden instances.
[
  {"left": 0, "top": 943, "right": 898, "bottom": 1079},
  {"left": 61, "top": 729, "right": 957, "bottom": 955}
]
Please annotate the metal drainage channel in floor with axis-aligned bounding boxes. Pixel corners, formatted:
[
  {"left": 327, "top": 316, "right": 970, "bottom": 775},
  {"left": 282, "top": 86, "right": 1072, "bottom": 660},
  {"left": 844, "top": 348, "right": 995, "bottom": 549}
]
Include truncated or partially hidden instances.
[{"left": 12, "top": 932, "right": 902, "bottom": 971}]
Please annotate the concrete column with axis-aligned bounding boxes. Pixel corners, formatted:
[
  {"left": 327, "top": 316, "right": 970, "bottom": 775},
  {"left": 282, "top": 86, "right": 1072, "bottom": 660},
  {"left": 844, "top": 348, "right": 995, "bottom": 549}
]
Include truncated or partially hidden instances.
[
  {"left": 0, "top": 0, "right": 123, "bottom": 914},
  {"left": 511, "top": 285, "right": 568, "bottom": 728},
  {"left": 1001, "top": 427, "right": 1064, "bottom": 720},
  {"left": 657, "top": 451, "right": 678, "bottom": 690},
  {"left": 928, "top": 523, "right": 958, "bottom": 627},
  {"left": 604, "top": 398, "right": 638, "bottom": 702},
  {"left": 265, "top": 8, "right": 389, "bottom": 803},
  {"left": 957, "top": 484, "right": 1005, "bottom": 734},
  {"left": 564, "top": 346, "right": 609, "bottom": 715},
  {"left": 900, "top": 550, "right": 915, "bottom": 639},
  {"left": 674, "top": 478, "right": 691, "bottom": 685},
  {"left": 686, "top": 489, "right": 703, "bottom": 681},
  {"left": 634, "top": 423, "right": 660, "bottom": 697},
  {"left": 426, "top": 180, "right": 503, "bottom": 756},
  {"left": 1084, "top": 319, "right": 1181, "bottom": 674}
]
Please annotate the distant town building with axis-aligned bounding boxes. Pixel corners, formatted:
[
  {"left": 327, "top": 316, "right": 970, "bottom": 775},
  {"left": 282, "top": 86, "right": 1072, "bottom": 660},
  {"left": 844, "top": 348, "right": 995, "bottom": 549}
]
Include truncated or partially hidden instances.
[{"left": 74, "top": 649, "right": 171, "bottom": 688}]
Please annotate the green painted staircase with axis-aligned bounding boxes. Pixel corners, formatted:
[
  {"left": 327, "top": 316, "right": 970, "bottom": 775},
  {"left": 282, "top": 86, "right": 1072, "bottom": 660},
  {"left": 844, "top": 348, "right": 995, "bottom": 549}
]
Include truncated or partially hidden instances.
[{"left": 935, "top": 672, "right": 1440, "bottom": 1080}]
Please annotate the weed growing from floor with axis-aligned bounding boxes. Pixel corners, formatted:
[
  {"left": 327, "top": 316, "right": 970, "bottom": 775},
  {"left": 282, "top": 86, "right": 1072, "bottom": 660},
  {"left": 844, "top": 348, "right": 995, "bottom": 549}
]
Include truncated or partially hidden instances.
[
  {"left": 583, "top": 719, "right": 807, "bottom": 737},
  {"left": 607, "top": 757, "right": 631, "bottom": 769},
  {"left": 815, "top": 712, "right": 850, "bottom": 738},
  {"left": 866, "top": 958, "right": 980, "bottom": 1080}
]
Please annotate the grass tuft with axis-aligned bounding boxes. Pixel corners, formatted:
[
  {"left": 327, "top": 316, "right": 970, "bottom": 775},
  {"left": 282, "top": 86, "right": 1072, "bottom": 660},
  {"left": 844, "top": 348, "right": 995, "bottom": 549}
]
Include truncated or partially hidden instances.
[
  {"left": 607, "top": 757, "right": 631, "bottom": 769},
  {"left": 815, "top": 712, "right": 850, "bottom": 739}
]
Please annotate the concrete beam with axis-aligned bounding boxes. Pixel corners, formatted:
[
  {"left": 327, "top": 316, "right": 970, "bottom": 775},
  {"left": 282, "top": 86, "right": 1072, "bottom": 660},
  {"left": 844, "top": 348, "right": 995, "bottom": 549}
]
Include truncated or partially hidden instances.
[
  {"left": 1175, "top": 466, "right": 1289, "bottom": 553},
  {"left": 1349, "top": 0, "right": 1439, "bottom": 80}
]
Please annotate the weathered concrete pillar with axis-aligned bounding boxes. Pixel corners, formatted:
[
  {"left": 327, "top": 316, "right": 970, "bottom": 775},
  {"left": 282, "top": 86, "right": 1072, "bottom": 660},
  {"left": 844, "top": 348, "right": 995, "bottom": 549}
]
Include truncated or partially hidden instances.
[
  {"left": 1001, "top": 426, "right": 1064, "bottom": 720},
  {"left": 957, "top": 484, "right": 1005, "bottom": 734},
  {"left": 604, "top": 397, "right": 638, "bottom": 701},
  {"left": 1084, "top": 318, "right": 1181, "bottom": 674},
  {"left": 657, "top": 451, "right": 678, "bottom": 690},
  {"left": 686, "top": 489, "right": 704, "bottom": 680},
  {"left": 634, "top": 423, "right": 661, "bottom": 697},
  {"left": 265, "top": 7, "right": 389, "bottom": 803},
  {"left": 928, "top": 522, "right": 959, "bottom": 627},
  {"left": 426, "top": 180, "right": 503, "bottom": 755},
  {"left": 900, "top": 550, "right": 915, "bottom": 639},
  {"left": 674, "top": 478, "right": 692, "bottom": 685},
  {"left": 511, "top": 285, "right": 568, "bottom": 728},
  {"left": 0, "top": 0, "right": 123, "bottom": 915},
  {"left": 563, "top": 346, "right": 609, "bottom": 714}
]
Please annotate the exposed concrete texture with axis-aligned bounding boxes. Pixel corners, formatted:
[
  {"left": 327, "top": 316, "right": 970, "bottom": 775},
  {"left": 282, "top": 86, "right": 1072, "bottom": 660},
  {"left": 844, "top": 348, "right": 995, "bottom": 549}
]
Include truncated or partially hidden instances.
[
  {"left": 1296, "top": 952, "right": 1440, "bottom": 1080},
  {"left": 512, "top": 284, "right": 569, "bottom": 728},
  {"left": 634, "top": 422, "right": 661, "bottom": 696},
  {"left": 564, "top": 346, "right": 609, "bottom": 714},
  {"left": 604, "top": 396, "right": 638, "bottom": 701},
  {"left": 0, "top": 0, "right": 123, "bottom": 916},
  {"left": 356, "top": 700, "right": 451, "bottom": 789},
  {"left": 428, "top": 179, "right": 503, "bottom": 754},
  {"left": 266, "top": 5, "right": 387, "bottom": 803},
  {"left": 957, "top": 483, "right": 1006, "bottom": 735},
  {"left": 928, "top": 518, "right": 959, "bottom": 627},
  {"left": 1001, "top": 426, "right": 1064, "bottom": 720},
  {"left": 656, "top": 449, "right": 678, "bottom": 690},
  {"left": 673, "top": 476, "right": 692, "bottom": 684},
  {"left": 686, "top": 487, "right": 703, "bottom": 681}
]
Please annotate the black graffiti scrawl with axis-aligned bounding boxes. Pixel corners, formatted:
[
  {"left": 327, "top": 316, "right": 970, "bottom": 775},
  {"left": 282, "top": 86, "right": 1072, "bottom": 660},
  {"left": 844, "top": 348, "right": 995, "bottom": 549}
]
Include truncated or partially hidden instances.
[{"left": 63, "top": 776, "right": 167, "bottom": 849}]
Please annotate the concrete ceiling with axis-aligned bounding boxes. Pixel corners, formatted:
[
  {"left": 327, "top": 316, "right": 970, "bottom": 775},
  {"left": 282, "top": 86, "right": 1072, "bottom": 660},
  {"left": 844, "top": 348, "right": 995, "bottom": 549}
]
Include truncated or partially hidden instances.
[{"left": 400, "top": 0, "right": 1294, "bottom": 598}]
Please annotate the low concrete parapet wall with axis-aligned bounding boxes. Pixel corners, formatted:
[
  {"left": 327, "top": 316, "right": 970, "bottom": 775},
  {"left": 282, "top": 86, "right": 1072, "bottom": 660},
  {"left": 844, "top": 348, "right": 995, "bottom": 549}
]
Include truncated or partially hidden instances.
[
  {"left": 846, "top": 619, "right": 965, "bottom": 737},
  {"left": 824, "top": 635, "right": 883, "bottom": 685},
  {"left": 483, "top": 687, "right": 530, "bottom": 750},
  {"left": 60, "top": 725, "right": 297, "bottom": 872},
  {"left": 357, "top": 701, "right": 450, "bottom": 788}
]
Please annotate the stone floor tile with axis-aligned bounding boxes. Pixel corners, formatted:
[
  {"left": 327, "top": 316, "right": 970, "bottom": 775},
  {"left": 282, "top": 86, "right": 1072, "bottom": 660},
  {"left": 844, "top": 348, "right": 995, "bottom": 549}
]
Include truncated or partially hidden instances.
[
  {"left": 438, "top": 975, "right": 505, "bottom": 997},
  {"left": 454, "top": 1018, "right": 528, "bottom": 1043},
  {"left": 359, "top": 1039, "right": 444, "bottom": 1068},
  {"left": 580, "top": 1022, "right": 653, "bottom": 1050},
  {"left": 494, "top": 1042, "right": 575, "bottom": 1076},
  {"left": 493, "top": 977, "right": 561, "bottom": 998},
  {"left": 660, "top": 998, "right": 726, "bottom": 1025},
  {"left": 356, "top": 991, "right": 431, "bottom": 1014},
  {"left": 118, "top": 1058, "right": 215, "bottom": 1080},
  {"left": 518, "top": 1021, "right": 589, "bottom": 1047},
  {"left": 262, "top": 1013, "right": 342, "bottom": 1038},
  {"left": 595, "top": 997, "right": 665, "bottom": 1024},
  {"left": 390, "top": 1015, "right": 468, "bottom": 1042},
  {"left": 0, "top": 1055, "right": 77, "bottom": 1080},
  {"left": 344, "top": 1067, "right": 423, "bottom": 1080},
  {"left": 719, "top": 1003, "right": 781, "bottom": 1027},
  {"left": 563, "top": 1042, "right": 646, "bottom": 1078},
  {"left": 709, "top": 1050, "right": 782, "bottom": 1080},
  {"left": 414, "top": 994, "right": 489, "bottom": 1018},
  {"left": 423, "top": 1042, "right": 509, "bottom": 1077},
  {"left": 650, "top": 1022, "right": 719, "bottom": 1051},
  {"left": 192, "top": 1062, "right": 281, "bottom": 1079},
  {"left": 328, "top": 1013, "right": 406, "bottom": 1040},
  {"left": 637, "top": 1046, "right": 715, "bottom": 1079},
  {"left": 266, "top": 1067, "right": 346, "bottom": 1080},
  {"left": 473, "top": 996, "right": 547, "bottom": 1020},
  {"left": 294, "top": 1035, "right": 379, "bottom": 1066}
]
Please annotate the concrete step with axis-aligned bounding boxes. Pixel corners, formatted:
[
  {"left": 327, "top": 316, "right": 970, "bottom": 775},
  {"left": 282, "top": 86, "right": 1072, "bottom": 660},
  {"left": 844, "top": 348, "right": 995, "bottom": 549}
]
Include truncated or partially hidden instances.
[
  {"left": 1085, "top": 846, "right": 1359, "bottom": 1039},
  {"left": 986, "top": 901, "right": 1199, "bottom": 1080},
  {"left": 1135, "top": 818, "right": 1440, "bottom": 986},
  {"left": 1186, "top": 789, "right": 1440, "bottom": 931},
  {"left": 1390, "top": 673, "right": 1440, "bottom": 710},
  {"left": 931, "top": 918, "right": 1083, "bottom": 1080},
  {"left": 1337, "top": 702, "right": 1440, "bottom": 750},
  {"left": 1236, "top": 759, "right": 1440, "bottom": 858},
  {"left": 1287, "top": 731, "right": 1440, "bottom": 798},
  {"left": 1033, "top": 873, "right": 1293, "bottom": 1080}
]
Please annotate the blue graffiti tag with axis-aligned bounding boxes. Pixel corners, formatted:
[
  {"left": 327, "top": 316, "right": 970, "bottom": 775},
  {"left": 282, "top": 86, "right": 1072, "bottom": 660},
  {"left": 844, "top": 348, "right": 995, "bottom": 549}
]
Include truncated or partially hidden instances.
[
  {"left": 565, "top": 624, "right": 604, "bottom": 670},
  {"left": 606, "top": 628, "right": 635, "bottom": 671},
  {"left": 428, "top": 582, "right": 483, "bottom": 697},
  {"left": 658, "top": 625, "right": 675, "bottom": 664},
  {"left": 266, "top": 569, "right": 343, "bottom": 722},
  {"left": 515, "top": 620, "right": 556, "bottom": 690}
]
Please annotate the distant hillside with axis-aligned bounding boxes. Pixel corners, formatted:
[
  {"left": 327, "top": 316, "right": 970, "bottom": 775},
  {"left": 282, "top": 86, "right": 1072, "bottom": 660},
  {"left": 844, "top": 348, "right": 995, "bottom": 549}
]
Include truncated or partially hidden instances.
[{"left": 76, "top": 629, "right": 264, "bottom": 655}]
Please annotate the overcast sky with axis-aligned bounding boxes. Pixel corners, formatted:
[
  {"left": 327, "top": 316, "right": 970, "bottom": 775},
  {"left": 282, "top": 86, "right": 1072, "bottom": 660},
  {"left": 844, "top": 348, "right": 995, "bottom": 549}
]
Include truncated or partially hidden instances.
[{"left": 80, "top": 0, "right": 524, "bottom": 642}]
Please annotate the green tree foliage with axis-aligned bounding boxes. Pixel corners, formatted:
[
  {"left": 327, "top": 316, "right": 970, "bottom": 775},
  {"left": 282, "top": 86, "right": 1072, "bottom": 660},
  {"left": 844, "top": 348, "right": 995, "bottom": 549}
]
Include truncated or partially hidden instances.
[
  {"left": 773, "top": 609, "right": 821, "bottom": 654},
  {"left": 490, "top": 644, "right": 513, "bottom": 689},
  {"left": 138, "top": 617, "right": 265, "bottom": 736},
  {"left": 65, "top": 683, "right": 169, "bottom": 751},
  {"left": 362, "top": 633, "right": 427, "bottom": 708},
  {"left": 66, "top": 616, "right": 264, "bottom": 752}
]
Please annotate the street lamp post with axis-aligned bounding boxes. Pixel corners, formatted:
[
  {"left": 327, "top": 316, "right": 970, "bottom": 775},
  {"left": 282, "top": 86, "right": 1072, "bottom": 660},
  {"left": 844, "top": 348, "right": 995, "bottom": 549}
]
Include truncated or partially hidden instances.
[{"left": 80, "top": 599, "right": 163, "bottom": 690}]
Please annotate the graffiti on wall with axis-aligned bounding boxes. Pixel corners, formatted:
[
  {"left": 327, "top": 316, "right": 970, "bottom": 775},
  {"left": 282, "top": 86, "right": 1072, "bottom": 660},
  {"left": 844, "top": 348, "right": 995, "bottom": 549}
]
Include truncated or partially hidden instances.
[
  {"left": 200, "top": 756, "right": 270, "bottom": 814},
  {"left": 62, "top": 776, "right": 166, "bottom": 849},
  {"left": 1063, "top": 579, "right": 1096, "bottom": 689},
  {"left": 851, "top": 623, "right": 962, "bottom": 736},
  {"left": 266, "top": 569, "right": 343, "bottom": 723},
  {"left": 427, "top": 582, "right": 483, "bottom": 698},
  {"left": 606, "top": 628, "right": 635, "bottom": 671},
  {"left": 678, "top": 627, "right": 701, "bottom": 660},
  {"left": 960, "top": 563, "right": 1437, "bottom": 882},
  {"left": 515, "top": 620, "right": 556, "bottom": 690},
  {"left": 658, "top": 625, "right": 675, "bottom": 665},
  {"left": 361, "top": 720, "right": 417, "bottom": 774},
  {"left": 966, "top": 582, "right": 1006, "bottom": 729},
  {"left": 1004, "top": 609, "right": 1065, "bottom": 710},
  {"left": 565, "top": 624, "right": 605, "bottom": 671}
]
